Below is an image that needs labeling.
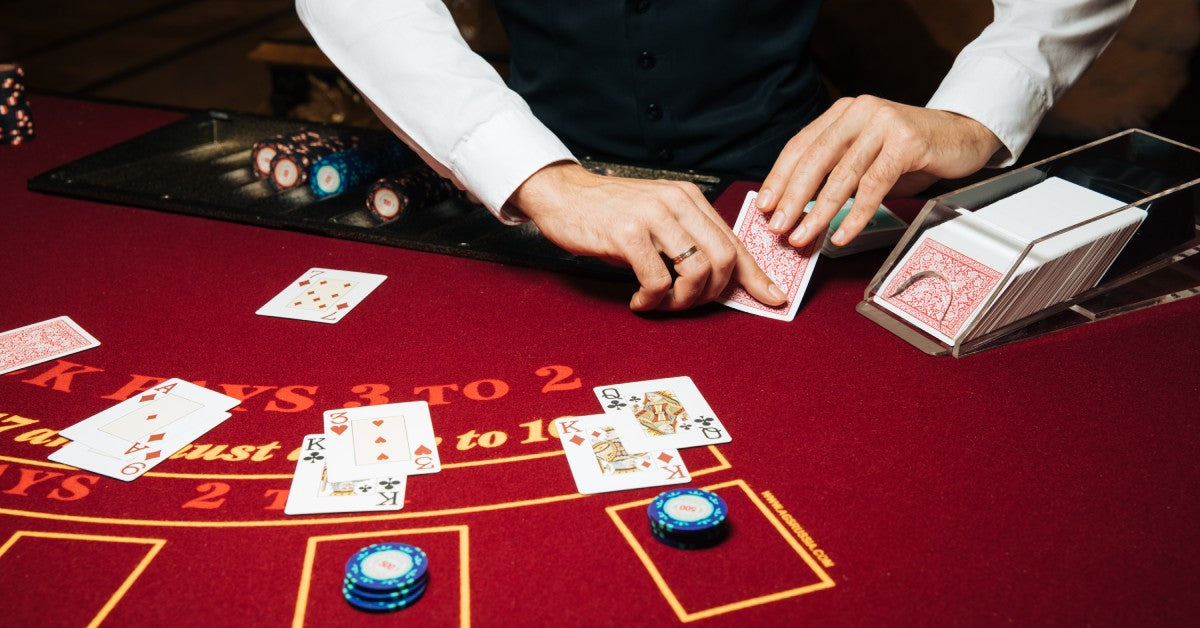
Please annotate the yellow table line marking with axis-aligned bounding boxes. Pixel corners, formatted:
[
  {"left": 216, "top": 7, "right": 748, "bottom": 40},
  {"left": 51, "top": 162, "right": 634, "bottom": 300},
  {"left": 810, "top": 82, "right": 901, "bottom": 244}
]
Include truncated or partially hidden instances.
[
  {"left": 0, "top": 444, "right": 728, "bottom": 481},
  {"left": 0, "top": 530, "right": 165, "bottom": 628},
  {"left": 0, "top": 448, "right": 730, "bottom": 528},
  {"left": 605, "top": 479, "right": 834, "bottom": 622},
  {"left": 293, "top": 526, "right": 470, "bottom": 628},
  {"left": 0, "top": 449, "right": 567, "bottom": 480}
]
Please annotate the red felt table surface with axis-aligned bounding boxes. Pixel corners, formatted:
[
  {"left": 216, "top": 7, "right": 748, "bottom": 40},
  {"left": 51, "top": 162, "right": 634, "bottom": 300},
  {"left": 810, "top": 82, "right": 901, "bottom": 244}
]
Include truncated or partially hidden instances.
[{"left": 1, "top": 96, "right": 1198, "bottom": 627}]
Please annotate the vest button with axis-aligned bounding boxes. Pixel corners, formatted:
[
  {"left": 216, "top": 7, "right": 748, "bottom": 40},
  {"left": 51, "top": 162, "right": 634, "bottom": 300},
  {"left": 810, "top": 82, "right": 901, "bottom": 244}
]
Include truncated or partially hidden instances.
[
  {"left": 632, "top": 0, "right": 651, "bottom": 14},
  {"left": 637, "top": 51, "right": 656, "bottom": 70},
  {"left": 645, "top": 104, "right": 663, "bottom": 121},
  {"left": 656, "top": 148, "right": 674, "bottom": 162}
]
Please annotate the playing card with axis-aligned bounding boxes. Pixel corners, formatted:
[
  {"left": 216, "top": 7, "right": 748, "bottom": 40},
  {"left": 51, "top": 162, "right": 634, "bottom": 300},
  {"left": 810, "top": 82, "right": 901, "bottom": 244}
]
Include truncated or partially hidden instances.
[
  {"left": 284, "top": 434, "right": 407, "bottom": 515},
  {"left": 49, "top": 412, "right": 231, "bottom": 481},
  {"left": 555, "top": 414, "right": 690, "bottom": 494},
  {"left": 874, "top": 221, "right": 1009, "bottom": 344},
  {"left": 322, "top": 401, "right": 440, "bottom": 482},
  {"left": 718, "top": 190, "right": 821, "bottom": 321},
  {"left": 58, "top": 378, "right": 239, "bottom": 462},
  {"left": 0, "top": 316, "right": 100, "bottom": 375},
  {"left": 593, "top": 376, "right": 731, "bottom": 451},
  {"left": 256, "top": 267, "right": 387, "bottom": 324}
]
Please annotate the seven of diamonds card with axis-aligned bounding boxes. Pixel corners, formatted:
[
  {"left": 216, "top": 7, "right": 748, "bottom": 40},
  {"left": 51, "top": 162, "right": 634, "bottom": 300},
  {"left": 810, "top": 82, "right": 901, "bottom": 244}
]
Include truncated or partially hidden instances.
[
  {"left": 0, "top": 316, "right": 100, "bottom": 375},
  {"left": 593, "top": 376, "right": 731, "bottom": 451},
  {"left": 555, "top": 414, "right": 691, "bottom": 494},
  {"left": 322, "top": 401, "right": 441, "bottom": 482},
  {"left": 256, "top": 267, "right": 387, "bottom": 324}
]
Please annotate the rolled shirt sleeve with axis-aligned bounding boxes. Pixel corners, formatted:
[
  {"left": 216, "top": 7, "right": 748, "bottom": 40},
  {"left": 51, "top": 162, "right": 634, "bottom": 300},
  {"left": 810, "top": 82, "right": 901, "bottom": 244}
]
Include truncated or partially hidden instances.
[
  {"left": 926, "top": 0, "right": 1136, "bottom": 166},
  {"left": 296, "top": 0, "right": 576, "bottom": 223}
]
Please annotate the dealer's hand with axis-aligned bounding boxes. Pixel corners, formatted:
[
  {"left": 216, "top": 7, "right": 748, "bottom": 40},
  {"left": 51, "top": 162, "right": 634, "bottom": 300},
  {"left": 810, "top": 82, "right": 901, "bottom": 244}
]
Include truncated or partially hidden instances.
[
  {"left": 755, "top": 96, "right": 1003, "bottom": 248},
  {"left": 510, "top": 162, "right": 786, "bottom": 312}
]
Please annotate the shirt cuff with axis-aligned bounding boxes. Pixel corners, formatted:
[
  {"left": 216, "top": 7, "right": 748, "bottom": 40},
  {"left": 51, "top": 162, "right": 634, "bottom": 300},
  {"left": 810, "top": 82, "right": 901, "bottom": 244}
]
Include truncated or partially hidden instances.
[
  {"left": 926, "top": 53, "right": 1050, "bottom": 168},
  {"left": 447, "top": 101, "right": 577, "bottom": 225}
]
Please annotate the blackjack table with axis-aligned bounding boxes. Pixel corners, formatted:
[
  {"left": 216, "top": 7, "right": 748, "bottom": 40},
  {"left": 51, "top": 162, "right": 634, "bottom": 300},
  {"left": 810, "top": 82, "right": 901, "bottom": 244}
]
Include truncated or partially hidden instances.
[{"left": 2, "top": 96, "right": 1198, "bottom": 626}]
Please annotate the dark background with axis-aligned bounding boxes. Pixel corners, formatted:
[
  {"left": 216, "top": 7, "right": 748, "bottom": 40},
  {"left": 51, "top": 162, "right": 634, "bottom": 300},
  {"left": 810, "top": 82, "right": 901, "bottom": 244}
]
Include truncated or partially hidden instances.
[{"left": 5, "top": 0, "right": 1198, "bottom": 169}]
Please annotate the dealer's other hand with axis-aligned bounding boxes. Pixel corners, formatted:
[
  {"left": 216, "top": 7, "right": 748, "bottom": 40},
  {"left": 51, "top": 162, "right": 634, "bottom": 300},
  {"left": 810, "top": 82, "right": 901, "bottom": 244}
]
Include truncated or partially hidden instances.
[
  {"left": 510, "top": 162, "right": 787, "bottom": 312},
  {"left": 755, "top": 96, "right": 1003, "bottom": 248}
]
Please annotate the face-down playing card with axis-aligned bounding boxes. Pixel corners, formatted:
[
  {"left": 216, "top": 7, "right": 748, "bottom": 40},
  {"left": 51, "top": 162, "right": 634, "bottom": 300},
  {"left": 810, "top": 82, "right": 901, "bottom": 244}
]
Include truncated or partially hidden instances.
[
  {"left": 256, "top": 267, "right": 387, "bottom": 324},
  {"left": 0, "top": 316, "right": 101, "bottom": 376},
  {"left": 322, "top": 402, "right": 440, "bottom": 483},
  {"left": 284, "top": 434, "right": 407, "bottom": 515},
  {"left": 593, "top": 376, "right": 731, "bottom": 452},
  {"left": 555, "top": 414, "right": 691, "bottom": 494},
  {"left": 874, "top": 222, "right": 1008, "bottom": 344},
  {"left": 718, "top": 190, "right": 821, "bottom": 321}
]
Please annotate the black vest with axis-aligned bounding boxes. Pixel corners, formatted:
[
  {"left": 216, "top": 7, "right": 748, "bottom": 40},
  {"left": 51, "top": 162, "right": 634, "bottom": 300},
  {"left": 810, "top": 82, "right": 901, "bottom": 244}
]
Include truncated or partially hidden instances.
[{"left": 493, "top": 0, "right": 826, "bottom": 179}]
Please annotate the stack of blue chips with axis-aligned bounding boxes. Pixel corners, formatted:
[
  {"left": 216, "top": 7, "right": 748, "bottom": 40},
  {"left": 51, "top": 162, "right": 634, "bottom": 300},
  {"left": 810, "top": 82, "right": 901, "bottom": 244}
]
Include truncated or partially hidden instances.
[
  {"left": 308, "top": 141, "right": 408, "bottom": 199},
  {"left": 343, "top": 543, "right": 429, "bottom": 612},
  {"left": 647, "top": 488, "right": 730, "bottom": 550}
]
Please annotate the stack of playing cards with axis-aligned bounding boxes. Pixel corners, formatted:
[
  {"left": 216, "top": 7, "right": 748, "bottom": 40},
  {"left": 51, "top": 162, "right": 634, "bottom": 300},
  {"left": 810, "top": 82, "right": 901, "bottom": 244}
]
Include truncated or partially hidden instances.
[
  {"left": 819, "top": 200, "right": 908, "bottom": 258},
  {"left": 554, "top": 376, "right": 731, "bottom": 495},
  {"left": 284, "top": 401, "right": 441, "bottom": 515},
  {"left": 50, "top": 379, "right": 241, "bottom": 481},
  {"left": 872, "top": 177, "right": 1146, "bottom": 345}
]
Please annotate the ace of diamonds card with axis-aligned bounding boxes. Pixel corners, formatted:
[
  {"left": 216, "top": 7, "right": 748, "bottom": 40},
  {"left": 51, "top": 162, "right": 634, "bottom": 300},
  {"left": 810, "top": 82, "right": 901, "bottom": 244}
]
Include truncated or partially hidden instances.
[
  {"left": 57, "top": 378, "right": 239, "bottom": 454},
  {"left": 52, "top": 378, "right": 238, "bottom": 481}
]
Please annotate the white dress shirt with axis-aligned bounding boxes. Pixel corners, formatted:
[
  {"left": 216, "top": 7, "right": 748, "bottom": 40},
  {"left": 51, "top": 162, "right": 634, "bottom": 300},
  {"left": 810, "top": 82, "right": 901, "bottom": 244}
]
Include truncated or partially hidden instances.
[
  {"left": 297, "top": 0, "right": 1134, "bottom": 222},
  {"left": 926, "top": 0, "right": 1135, "bottom": 167}
]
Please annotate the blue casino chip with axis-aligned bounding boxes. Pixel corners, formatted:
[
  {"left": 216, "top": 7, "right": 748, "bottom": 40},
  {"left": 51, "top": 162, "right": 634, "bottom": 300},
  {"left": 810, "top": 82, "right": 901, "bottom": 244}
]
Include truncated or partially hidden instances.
[
  {"left": 649, "top": 520, "right": 729, "bottom": 550},
  {"left": 343, "top": 580, "right": 428, "bottom": 612},
  {"left": 344, "top": 543, "right": 429, "bottom": 593},
  {"left": 343, "top": 573, "right": 428, "bottom": 600},
  {"left": 308, "top": 142, "right": 407, "bottom": 199},
  {"left": 647, "top": 488, "right": 728, "bottom": 533}
]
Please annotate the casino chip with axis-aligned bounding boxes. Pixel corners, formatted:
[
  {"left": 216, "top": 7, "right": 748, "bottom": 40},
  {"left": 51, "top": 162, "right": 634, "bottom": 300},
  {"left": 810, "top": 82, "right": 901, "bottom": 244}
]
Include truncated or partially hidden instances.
[
  {"left": 647, "top": 488, "right": 730, "bottom": 550},
  {"left": 0, "top": 64, "right": 34, "bottom": 145},
  {"left": 308, "top": 141, "right": 407, "bottom": 199},
  {"left": 343, "top": 580, "right": 429, "bottom": 613},
  {"left": 366, "top": 166, "right": 461, "bottom": 224},
  {"left": 252, "top": 132, "right": 358, "bottom": 191},
  {"left": 250, "top": 131, "right": 321, "bottom": 178},
  {"left": 343, "top": 543, "right": 429, "bottom": 612}
]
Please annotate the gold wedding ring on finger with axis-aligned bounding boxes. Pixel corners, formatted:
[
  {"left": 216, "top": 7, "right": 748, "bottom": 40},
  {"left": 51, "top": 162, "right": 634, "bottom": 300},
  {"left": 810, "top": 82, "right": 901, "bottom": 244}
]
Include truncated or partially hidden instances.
[{"left": 670, "top": 245, "right": 700, "bottom": 265}]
